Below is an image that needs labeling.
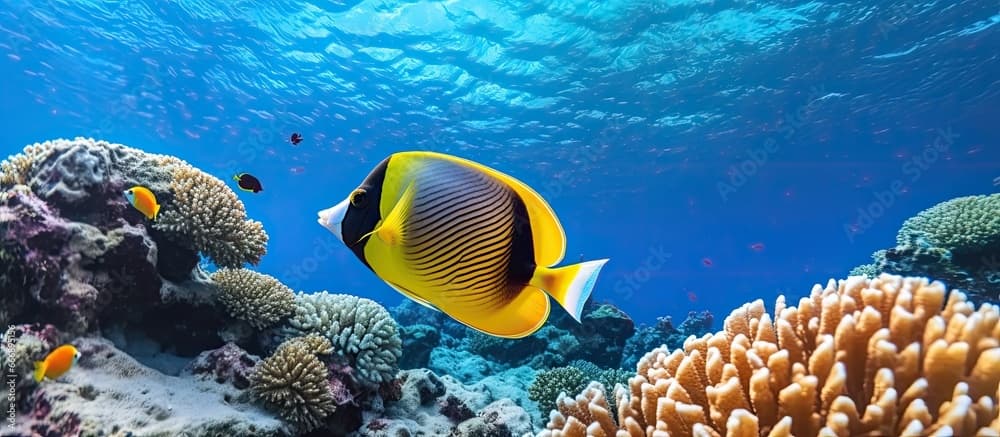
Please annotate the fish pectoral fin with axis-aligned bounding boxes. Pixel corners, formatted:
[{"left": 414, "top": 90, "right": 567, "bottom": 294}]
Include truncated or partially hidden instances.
[
  {"left": 442, "top": 286, "right": 550, "bottom": 339},
  {"left": 383, "top": 280, "right": 440, "bottom": 312},
  {"left": 373, "top": 180, "right": 417, "bottom": 246}
]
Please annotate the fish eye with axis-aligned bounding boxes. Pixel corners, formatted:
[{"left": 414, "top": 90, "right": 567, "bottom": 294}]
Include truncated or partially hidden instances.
[{"left": 350, "top": 189, "right": 368, "bottom": 208}]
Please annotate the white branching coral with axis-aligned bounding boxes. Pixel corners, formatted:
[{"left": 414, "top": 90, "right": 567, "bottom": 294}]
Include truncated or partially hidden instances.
[{"left": 282, "top": 291, "right": 402, "bottom": 388}]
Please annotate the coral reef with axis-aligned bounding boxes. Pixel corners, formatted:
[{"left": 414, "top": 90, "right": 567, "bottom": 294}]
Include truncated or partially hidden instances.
[
  {"left": 5, "top": 337, "right": 292, "bottom": 436},
  {"left": 398, "top": 323, "right": 440, "bottom": 369},
  {"left": 212, "top": 268, "right": 295, "bottom": 329},
  {"left": 280, "top": 291, "right": 403, "bottom": 389},
  {"left": 398, "top": 298, "right": 637, "bottom": 376},
  {"left": 621, "top": 310, "right": 714, "bottom": 369},
  {"left": 851, "top": 194, "right": 1000, "bottom": 303},
  {"left": 154, "top": 165, "right": 268, "bottom": 268},
  {"left": 528, "top": 361, "right": 630, "bottom": 423},
  {"left": 529, "top": 366, "right": 588, "bottom": 414},
  {"left": 250, "top": 335, "right": 341, "bottom": 433},
  {"left": 10, "top": 137, "right": 994, "bottom": 437},
  {"left": 184, "top": 342, "right": 262, "bottom": 390},
  {"left": 539, "top": 274, "right": 1000, "bottom": 436},
  {"left": 0, "top": 138, "right": 269, "bottom": 344},
  {"left": 355, "top": 368, "right": 535, "bottom": 436}
]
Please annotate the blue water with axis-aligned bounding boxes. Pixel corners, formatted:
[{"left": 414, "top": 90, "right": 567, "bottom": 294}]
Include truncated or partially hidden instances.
[{"left": 0, "top": 0, "right": 997, "bottom": 327}]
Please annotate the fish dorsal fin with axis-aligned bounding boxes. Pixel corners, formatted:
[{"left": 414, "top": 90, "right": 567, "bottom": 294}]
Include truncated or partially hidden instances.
[
  {"left": 384, "top": 280, "right": 441, "bottom": 312},
  {"left": 399, "top": 151, "right": 567, "bottom": 267}
]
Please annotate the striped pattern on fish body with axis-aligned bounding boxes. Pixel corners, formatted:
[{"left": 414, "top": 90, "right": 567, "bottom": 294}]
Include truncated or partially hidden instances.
[
  {"left": 388, "top": 159, "right": 530, "bottom": 313},
  {"left": 318, "top": 151, "right": 610, "bottom": 339}
]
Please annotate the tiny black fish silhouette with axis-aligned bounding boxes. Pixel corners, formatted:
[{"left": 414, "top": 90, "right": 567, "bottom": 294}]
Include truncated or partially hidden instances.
[
  {"left": 233, "top": 173, "right": 263, "bottom": 193},
  {"left": 290, "top": 133, "right": 303, "bottom": 145}
]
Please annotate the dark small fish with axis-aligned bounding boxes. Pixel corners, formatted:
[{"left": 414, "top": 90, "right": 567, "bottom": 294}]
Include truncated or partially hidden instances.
[
  {"left": 290, "top": 133, "right": 303, "bottom": 145},
  {"left": 702, "top": 257, "right": 713, "bottom": 267},
  {"left": 233, "top": 173, "right": 263, "bottom": 193},
  {"left": 749, "top": 242, "right": 765, "bottom": 252}
]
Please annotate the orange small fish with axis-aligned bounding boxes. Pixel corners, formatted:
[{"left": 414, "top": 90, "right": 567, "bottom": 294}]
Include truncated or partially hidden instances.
[
  {"left": 34, "top": 344, "right": 81, "bottom": 382},
  {"left": 124, "top": 186, "right": 161, "bottom": 220}
]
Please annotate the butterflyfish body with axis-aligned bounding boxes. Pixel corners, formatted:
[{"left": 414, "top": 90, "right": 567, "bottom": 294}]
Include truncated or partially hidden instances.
[{"left": 318, "top": 151, "right": 609, "bottom": 339}]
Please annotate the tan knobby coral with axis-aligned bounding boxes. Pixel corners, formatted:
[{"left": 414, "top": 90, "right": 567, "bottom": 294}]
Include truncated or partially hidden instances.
[
  {"left": 281, "top": 291, "right": 402, "bottom": 388},
  {"left": 540, "top": 274, "right": 1000, "bottom": 437},
  {"left": 0, "top": 142, "right": 56, "bottom": 188},
  {"left": 251, "top": 334, "right": 336, "bottom": 432},
  {"left": 211, "top": 268, "right": 295, "bottom": 329},
  {"left": 153, "top": 165, "right": 268, "bottom": 268}
]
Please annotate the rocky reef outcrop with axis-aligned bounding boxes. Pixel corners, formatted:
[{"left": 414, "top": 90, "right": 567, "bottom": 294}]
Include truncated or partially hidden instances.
[{"left": 850, "top": 194, "right": 1000, "bottom": 304}]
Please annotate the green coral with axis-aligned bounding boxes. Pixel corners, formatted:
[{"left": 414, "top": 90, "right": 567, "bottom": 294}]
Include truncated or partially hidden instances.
[
  {"left": 528, "top": 366, "right": 587, "bottom": 413},
  {"left": 596, "top": 367, "right": 631, "bottom": 416},
  {"left": 563, "top": 360, "right": 630, "bottom": 416},
  {"left": 896, "top": 194, "right": 1000, "bottom": 253},
  {"left": 211, "top": 268, "right": 295, "bottom": 329},
  {"left": 154, "top": 165, "right": 268, "bottom": 268},
  {"left": 281, "top": 291, "right": 402, "bottom": 388},
  {"left": 251, "top": 335, "right": 336, "bottom": 432},
  {"left": 848, "top": 249, "right": 886, "bottom": 278},
  {"left": 849, "top": 194, "right": 1000, "bottom": 302}
]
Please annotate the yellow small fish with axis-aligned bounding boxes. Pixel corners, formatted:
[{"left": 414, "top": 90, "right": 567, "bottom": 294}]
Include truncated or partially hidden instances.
[
  {"left": 124, "top": 186, "right": 161, "bottom": 220},
  {"left": 318, "top": 151, "right": 609, "bottom": 339},
  {"left": 34, "top": 344, "right": 81, "bottom": 382}
]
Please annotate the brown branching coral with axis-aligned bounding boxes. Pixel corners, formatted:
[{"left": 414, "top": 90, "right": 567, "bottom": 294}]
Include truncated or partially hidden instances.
[
  {"left": 540, "top": 274, "right": 1000, "bottom": 437},
  {"left": 211, "top": 268, "right": 295, "bottom": 329},
  {"left": 153, "top": 165, "right": 268, "bottom": 268},
  {"left": 251, "top": 334, "right": 337, "bottom": 432},
  {"left": 0, "top": 142, "right": 56, "bottom": 187}
]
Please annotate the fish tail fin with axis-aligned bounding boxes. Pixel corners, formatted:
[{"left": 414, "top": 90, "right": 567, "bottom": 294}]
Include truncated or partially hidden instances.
[
  {"left": 33, "top": 361, "right": 46, "bottom": 382},
  {"left": 232, "top": 174, "right": 241, "bottom": 181},
  {"left": 530, "top": 259, "right": 609, "bottom": 322}
]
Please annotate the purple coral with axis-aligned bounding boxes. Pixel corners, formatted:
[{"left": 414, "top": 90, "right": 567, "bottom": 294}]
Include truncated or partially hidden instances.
[
  {"left": 184, "top": 342, "right": 261, "bottom": 390},
  {"left": 438, "top": 394, "right": 474, "bottom": 423},
  {"left": 25, "top": 389, "right": 82, "bottom": 437}
]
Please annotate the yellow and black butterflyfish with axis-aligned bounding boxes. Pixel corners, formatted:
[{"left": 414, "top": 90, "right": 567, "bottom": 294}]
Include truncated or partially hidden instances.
[{"left": 317, "top": 151, "right": 609, "bottom": 339}]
